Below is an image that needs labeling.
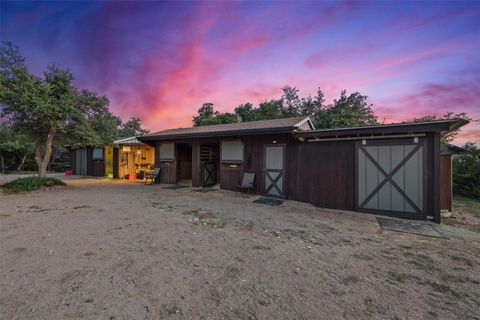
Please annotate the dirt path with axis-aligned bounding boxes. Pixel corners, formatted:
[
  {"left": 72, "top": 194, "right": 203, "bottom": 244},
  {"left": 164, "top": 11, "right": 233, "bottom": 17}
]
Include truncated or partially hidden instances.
[{"left": 1, "top": 178, "right": 479, "bottom": 319}]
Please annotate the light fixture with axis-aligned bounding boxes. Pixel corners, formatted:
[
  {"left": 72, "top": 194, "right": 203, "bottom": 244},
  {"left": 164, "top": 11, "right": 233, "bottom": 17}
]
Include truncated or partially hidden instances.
[{"left": 362, "top": 139, "right": 366, "bottom": 145}]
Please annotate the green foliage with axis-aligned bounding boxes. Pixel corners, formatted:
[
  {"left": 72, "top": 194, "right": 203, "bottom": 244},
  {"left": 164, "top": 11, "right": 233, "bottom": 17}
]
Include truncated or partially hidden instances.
[
  {"left": 453, "top": 142, "right": 480, "bottom": 198},
  {"left": 0, "top": 42, "right": 119, "bottom": 176},
  {"left": 117, "top": 117, "right": 150, "bottom": 138},
  {"left": 234, "top": 103, "right": 256, "bottom": 122},
  {"left": 414, "top": 112, "right": 472, "bottom": 146},
  {"left": 1, "top": 176, "right": 66, "bottom": 192},
  {"left": 315, "top": 90, "right": 378, "bottom": 128},
  {"left": 192, "top": 86, "right": 377, "bottom": 129},
  {"left": 0, "top": 124, "right": 34, "bottom": 172},
  {"left": 192, "top": 103, "right": 238, "bottom": 126}
]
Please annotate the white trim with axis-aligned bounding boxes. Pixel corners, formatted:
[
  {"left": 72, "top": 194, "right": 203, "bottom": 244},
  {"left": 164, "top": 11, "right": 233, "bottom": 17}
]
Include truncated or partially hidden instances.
[{"left": 294, "top": 116, "right": 315, "bottom": 131}]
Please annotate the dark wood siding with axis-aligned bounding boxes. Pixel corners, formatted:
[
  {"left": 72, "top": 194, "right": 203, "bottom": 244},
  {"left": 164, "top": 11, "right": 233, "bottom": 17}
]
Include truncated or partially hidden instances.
[
  {"left": 70, "top": 150, "right": 76, "bottom": 175},
  {"left": 292, "top": 141, "right": 356, "bottom": 211},
  {"left": 158, "top": 161, "right": 176, "bottom": 184},
  {"left": 113, "top": 148, "right": 119, "bottom": 179},
  {"left": 220, "top": 163, "right": 244, "bottom": 191},
  {"left": 440, "top": 154, "right": 452, "bottom": 213},
  {"left": 145, "top": 131, "right": 441, "bottom": 221}
]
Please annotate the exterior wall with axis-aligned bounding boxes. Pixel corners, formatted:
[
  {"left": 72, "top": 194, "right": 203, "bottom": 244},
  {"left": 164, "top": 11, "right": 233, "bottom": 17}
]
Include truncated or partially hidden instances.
[
  {"left": 117, "top": 145, "right": 155, "bottom": 179},
  {"left": 440, "top": 154, "right": 453, "bottom": 213},
  {"left": 71, "top": 147, "right": 106, "bottom": 177},
  {"left": 292, "top": 140, "right": 356, "bottom": 211},
  {"left": 146, "top": 132, "right": 442, "bottom": 221}
]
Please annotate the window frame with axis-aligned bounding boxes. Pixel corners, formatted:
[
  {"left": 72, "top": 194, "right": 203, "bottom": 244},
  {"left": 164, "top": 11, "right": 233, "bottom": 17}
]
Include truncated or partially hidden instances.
[{"left": 221, "top": 140, "right": 244, "bottom": 163}]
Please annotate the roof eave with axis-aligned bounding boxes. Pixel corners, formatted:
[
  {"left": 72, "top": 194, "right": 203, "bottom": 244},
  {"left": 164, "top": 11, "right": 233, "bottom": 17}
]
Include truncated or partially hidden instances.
[
  {"left": 293, "top": 119, "right": 469, "bottom": 140},
  {"left": 137, "top": 126, "right": 295, "bottom": 142}
]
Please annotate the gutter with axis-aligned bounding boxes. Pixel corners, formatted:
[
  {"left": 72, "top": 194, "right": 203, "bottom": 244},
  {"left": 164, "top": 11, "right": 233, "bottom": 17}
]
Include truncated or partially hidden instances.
[
  {"left": 296, "top": 133, "right": 426, "bottom": 143},
  {"left": 137, "top": 126, "right": 296, "bottom": 141}
]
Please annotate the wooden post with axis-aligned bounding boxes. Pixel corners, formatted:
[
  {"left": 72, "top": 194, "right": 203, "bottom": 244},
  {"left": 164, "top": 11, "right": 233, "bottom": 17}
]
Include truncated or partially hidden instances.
[
  {"left": 440, "top": 154, "right": 453, "bottom": 213},
  {"left": 433, "top": 132, "right": 441, "bottom": 223}
]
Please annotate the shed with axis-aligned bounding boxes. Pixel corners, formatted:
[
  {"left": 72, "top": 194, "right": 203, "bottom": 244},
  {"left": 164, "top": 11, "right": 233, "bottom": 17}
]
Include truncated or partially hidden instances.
[
  {"left": 137, "top": 117, "right": 466, "bottom": 222},
  {"left": 70, "top": 146, "right": 110, "bottom": 177},
  {"left": 112, "top": 136, "right": 155, "bottom": 179}
]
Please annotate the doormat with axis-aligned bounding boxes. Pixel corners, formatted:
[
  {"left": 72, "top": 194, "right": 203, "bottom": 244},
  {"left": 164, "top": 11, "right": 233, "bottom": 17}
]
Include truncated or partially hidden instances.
[
  {"left": 253, "top": 197, "right": 284, "bottom": 206},
  {"left": 376, "top": 217, "right": 447, "bottom": 239},
  {"left": 192, "top": 187, "right": 217, "bottom": 193},
  {"left": 163, "top": 185, "right": 189, "bottom": 190}
]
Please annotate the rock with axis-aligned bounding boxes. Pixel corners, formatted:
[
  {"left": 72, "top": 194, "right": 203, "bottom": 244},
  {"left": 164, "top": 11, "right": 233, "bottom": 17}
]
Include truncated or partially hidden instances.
[{"left": 440, "top": 210, "right": 452, "bottom": 218}]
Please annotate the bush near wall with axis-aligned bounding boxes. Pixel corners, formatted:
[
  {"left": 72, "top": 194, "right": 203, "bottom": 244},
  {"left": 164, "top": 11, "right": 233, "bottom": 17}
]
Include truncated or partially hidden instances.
[{"left": 453, "top": 142, "right": 480, "bottom": 198}]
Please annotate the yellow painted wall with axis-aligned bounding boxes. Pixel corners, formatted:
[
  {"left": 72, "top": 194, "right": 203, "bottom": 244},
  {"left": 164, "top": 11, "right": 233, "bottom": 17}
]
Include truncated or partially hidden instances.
[{"left": 119, "top": 145, "right": 155, "bottom": 178}]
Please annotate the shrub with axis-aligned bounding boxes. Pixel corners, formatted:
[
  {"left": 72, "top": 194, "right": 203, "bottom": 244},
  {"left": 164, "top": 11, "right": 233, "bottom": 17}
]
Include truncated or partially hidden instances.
[
  {"left": 453, "top": 142, "right": 480, "bottom": 198},
  {"left": 1, "top": 176, "right": 66, "bottom": 192}
]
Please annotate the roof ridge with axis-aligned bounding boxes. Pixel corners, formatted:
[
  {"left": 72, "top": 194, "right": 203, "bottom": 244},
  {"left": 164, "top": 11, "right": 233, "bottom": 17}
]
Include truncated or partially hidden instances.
[{"left": 141, "top": 116, "right": 309, "bottom": 137}]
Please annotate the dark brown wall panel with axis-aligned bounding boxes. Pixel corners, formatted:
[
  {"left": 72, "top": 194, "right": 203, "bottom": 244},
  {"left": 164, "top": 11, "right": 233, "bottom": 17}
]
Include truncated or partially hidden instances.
[
  {"left": 220, "top": 163, "right": 244, "bottom": 191},
  {"left": 159, "top": 161, "right": 176, "bottom": 184},
  {"left": 440, "top": 154, "right": 452, "bottom": 213},
  {"left": 113, "top": 148, "right": 119, "bottom": 179},
  {"left": 293, "top": 141, "right": 356, "bottom": 211}
]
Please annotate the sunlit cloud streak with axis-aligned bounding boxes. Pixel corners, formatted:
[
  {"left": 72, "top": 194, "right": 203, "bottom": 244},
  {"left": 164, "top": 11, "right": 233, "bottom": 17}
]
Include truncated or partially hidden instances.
[{"left": 1, "top": 1, "right": 479, "bottom": 143}]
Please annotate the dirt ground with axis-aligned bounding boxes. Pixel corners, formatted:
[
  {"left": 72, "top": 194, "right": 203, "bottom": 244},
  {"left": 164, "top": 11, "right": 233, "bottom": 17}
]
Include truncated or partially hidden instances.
[{"left": 1, "top": 176, "right": 479, "bottom": 320}]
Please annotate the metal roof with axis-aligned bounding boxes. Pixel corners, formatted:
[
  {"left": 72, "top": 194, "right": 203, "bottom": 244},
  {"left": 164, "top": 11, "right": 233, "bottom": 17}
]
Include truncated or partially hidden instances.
[
  {"left": 113, "top": 136, "right": 145, "bottom": 146},
  {"left": 292, "top": 119, "right": 469, "bottom": 140}
]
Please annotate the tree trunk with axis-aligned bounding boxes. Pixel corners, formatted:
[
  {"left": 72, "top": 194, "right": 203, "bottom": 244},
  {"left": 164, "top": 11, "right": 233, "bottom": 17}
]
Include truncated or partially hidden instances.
[
  {"left": 0, "top": 154, "right": 4, "bottom": 174},
  {"left": 16, "top": 154, "right": 27, "bottom": 172},
  {"left": 35, "top": 127, "right": 56, "bottom": 178}
]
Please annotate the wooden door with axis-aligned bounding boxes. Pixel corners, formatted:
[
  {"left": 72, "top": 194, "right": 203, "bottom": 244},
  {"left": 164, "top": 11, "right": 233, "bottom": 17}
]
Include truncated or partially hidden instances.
[
  {"left": 264, "top": 145, "right": 285, "bottom": 197},
  {"left": 357, "top": 139, "right": 426, "bottom": 218}
]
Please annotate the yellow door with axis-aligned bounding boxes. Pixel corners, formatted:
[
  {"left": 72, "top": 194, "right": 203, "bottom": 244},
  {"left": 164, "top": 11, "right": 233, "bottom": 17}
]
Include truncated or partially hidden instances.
[{"left": 104, "top": 146, "right": 113, "bottom": 177}]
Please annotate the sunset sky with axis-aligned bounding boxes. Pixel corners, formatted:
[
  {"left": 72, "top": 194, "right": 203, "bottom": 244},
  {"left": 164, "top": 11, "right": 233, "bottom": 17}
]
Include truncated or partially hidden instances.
[{"left": 1, "top": 1, "right": 479, "bottom": 144}]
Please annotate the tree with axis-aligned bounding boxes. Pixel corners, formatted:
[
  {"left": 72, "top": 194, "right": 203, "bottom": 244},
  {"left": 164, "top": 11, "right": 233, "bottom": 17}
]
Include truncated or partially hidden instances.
[
  {"left": 234, "top": 103, "right": 256, "bottom": 122},
  {"left": 192, "top": 103, "right": 237, "bottom": 126},
  {"left": 0, "top": 42, "right": 118, "bottom": 177},
  {"left": 117, "top": 117, "right": 149, "bottom": 139},
  {"left": 193, "top": 87, "right": 377, "bottom": 129},
  {"left": 256, "top": 99, "right": 285, "bottom": 120},
  {"left": 453, "top": 142, "right": 480, "bottom": 197},
  {"left": 281, "top": 85, "right": 301, "bottom": 117},
  {"left": 0, "top": 124, "right": 34, "bottom": 173},
  {"left": 413, "top": 111, "right": 472, "bottom": 146},
  {"left": 315, "top": 90, "right": 378, "bottom": 128}
]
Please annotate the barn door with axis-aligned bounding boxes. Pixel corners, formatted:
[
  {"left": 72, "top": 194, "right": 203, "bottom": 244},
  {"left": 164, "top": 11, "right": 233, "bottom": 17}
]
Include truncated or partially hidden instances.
[
  {"left": 264, "top": 145, "right": 285, "bottom": 197},
  {"left": 202, "top": 161, "right": 217, "bottom": 187},
  {"left": 357, "top": 140, "right": 425, "bottom": 217},
  {"left": 75, "top": 149, "right": 87, "bottom": 176}
]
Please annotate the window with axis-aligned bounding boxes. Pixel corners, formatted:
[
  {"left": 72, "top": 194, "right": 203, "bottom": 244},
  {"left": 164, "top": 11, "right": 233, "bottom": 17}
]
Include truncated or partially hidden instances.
[
  {"left": 92, "top": 148, "right": 103, "bottom": 160},
  {"left": 221, "top": 140, "right": 244, "bottom": 161},
  {"left": 159, "top": 143, "right": 175, "bottom": 160}
]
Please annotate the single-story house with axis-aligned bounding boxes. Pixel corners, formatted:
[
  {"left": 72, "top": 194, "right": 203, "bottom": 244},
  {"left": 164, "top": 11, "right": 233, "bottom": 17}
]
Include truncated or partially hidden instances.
[{"left": 137, "top": 116, "right": 467, "bottom": 222}]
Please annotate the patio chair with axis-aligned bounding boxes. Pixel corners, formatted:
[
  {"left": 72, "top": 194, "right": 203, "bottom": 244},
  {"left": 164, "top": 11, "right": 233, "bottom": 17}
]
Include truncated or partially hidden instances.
[
  {"left": 236, "top": 172, "right": 255, "bottom": 197},
  {"left": 145, "top": 168, "right": 160, "bottom": 185}
]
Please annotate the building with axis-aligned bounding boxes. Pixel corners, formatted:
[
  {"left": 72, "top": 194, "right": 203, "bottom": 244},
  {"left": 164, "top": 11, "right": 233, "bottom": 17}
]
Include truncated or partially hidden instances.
[{"left": 137, "top": 116, "right": 467, "bottom": 222}]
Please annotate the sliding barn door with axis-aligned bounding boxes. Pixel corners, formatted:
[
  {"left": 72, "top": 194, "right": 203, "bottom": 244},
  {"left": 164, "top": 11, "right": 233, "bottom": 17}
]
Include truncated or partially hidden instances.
[
  {"left": 357, "top": 140, "right": 426, "bottom": 218},
  {"left": 264, "top": 145, "right": 285, "bottom": 197}
]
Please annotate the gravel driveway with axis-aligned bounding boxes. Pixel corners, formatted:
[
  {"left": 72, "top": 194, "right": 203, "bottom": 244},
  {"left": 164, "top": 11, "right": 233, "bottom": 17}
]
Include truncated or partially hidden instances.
[{"left": 1, "top": 177, "right": 479, "bottom": 319}]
